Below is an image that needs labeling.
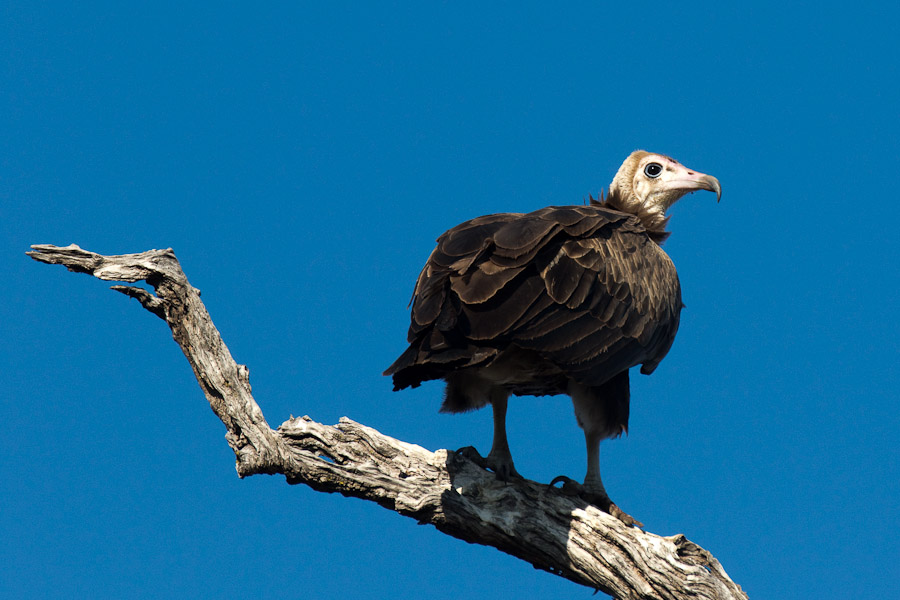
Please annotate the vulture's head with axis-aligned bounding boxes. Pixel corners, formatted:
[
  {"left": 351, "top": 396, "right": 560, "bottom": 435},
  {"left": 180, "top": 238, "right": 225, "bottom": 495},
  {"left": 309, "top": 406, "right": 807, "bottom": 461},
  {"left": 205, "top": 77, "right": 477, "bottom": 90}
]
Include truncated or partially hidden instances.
[{"left": 605, "top": 151, "right": 721, "bottom": 237}]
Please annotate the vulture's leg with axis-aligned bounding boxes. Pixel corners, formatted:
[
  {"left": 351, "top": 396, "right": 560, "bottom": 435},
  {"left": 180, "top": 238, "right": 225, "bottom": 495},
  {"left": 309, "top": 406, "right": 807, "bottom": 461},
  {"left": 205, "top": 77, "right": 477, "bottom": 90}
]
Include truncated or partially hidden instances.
[
  {"left": 553, "top": 372, "right": 642, "bottom": 527},
  {"left": 483, "top": 388, "right": 520, "bottom": 480},
  {"left": 579, "top": 431, "right": 641, "bottom": 527},
  {"left": 445, "top": 374, "right": 520, "bottom": 480}
]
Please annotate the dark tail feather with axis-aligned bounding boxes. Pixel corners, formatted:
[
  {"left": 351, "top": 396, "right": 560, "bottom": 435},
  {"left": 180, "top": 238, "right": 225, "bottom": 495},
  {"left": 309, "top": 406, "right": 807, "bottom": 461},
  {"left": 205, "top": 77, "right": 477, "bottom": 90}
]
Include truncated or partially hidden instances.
[
  {"left": 385, "top": 341, "right": 499, "bottom": 392},
  {"left": 383, "top": 345, "right": 422, "bottom": 391}
]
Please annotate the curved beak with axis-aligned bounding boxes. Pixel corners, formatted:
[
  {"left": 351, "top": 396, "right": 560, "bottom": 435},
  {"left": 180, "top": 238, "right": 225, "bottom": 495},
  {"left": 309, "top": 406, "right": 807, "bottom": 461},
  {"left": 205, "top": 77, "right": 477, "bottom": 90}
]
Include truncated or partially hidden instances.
[
  {"left": 696, "top": 173, "right": 722, "bottom": 202},
  {"left": 674, "top": 169, "right": 721, "bottom": 202}
]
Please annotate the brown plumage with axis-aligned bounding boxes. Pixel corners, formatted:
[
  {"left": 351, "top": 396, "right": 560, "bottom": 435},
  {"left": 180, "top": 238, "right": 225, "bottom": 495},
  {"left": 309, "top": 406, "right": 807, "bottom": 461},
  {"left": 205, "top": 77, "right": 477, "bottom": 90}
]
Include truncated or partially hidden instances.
[{"left": 385, "top": 151, "right": 720, "bottom": 526}]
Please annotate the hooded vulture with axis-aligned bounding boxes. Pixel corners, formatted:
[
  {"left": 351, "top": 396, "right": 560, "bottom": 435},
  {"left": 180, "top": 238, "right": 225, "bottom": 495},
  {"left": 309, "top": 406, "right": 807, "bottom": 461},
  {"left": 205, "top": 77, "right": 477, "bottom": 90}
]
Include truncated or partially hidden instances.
[{"left": 384, "top": 151, "right": 720, "bottom": 526}]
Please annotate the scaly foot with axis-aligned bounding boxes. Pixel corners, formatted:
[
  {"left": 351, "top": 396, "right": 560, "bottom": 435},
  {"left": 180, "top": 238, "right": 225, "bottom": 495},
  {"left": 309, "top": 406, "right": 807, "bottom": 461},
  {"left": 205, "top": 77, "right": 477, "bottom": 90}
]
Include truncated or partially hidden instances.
[
  {"left": 455, "top": 446, "right": 522, "bottom": 481},
  {"left": 549, "top": 475, "right": 643, "bottom": 528}
]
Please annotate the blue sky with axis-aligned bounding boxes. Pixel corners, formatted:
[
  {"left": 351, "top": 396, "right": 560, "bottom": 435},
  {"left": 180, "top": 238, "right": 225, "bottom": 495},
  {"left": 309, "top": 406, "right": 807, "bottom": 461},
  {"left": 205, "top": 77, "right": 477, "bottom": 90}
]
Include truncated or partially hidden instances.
[{"left": 3, "top": 3, "right": 898, "bottom": 599}]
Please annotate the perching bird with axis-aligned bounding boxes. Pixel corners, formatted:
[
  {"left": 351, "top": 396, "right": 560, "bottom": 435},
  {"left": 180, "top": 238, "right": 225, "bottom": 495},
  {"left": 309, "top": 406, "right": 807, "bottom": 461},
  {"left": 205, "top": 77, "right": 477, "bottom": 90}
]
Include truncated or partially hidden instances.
[{"left": 384, "top": 151, "right": 720, "bottom": 526}]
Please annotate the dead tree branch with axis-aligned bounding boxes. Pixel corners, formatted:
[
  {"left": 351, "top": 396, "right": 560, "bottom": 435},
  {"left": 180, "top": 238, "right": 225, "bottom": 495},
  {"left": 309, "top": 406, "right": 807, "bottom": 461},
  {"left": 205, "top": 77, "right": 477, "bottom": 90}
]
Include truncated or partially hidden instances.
[{"left": 28, "top": 243, "right": 747, "bottom": 600}]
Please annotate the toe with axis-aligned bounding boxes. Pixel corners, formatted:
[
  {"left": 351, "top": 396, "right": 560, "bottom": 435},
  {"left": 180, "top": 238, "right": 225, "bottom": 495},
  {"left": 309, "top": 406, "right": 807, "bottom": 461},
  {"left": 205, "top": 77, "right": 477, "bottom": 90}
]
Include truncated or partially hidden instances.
[
  {"left": 550, "top": 477, "right": 643, "bottom": 528},
  {"left": 606, "top": 502, "right": 643, "bottom": 528},
  {"left": 583, "top": 491, "right": 643, "bottom": 528},
  {"left": 549, "top": 475, "right": 583, "bottom": 496},
  {"left": 484, "top": 454, "right": 521, "bottom": 481},
  {"left": 454, "top": 447, "right": 522, "bottom": 481},
  {"left": 454, "top": 446, "right": 487, "bottom": 468}
]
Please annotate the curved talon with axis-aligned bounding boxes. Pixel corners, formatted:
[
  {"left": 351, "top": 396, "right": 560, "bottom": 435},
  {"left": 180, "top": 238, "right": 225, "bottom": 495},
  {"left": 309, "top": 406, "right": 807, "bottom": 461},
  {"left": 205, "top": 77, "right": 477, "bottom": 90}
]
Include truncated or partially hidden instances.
[
  {"left": 484, "top": 451, "right": 521, "bottom": 481},
  {"left": 454, "top": 446, "right": 488, "bottom": 468},
  {"left": 454, "top": 446, "right": 522, "bottom": 481},
  {"left": 549, "top": 475, "right": 583, "bottom": 496}
]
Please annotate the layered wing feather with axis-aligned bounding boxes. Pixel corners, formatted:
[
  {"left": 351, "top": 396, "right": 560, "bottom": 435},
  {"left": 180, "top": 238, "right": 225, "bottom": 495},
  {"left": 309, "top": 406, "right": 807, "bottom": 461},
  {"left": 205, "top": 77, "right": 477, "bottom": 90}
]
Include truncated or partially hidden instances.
[{"left": 385, "top": 205, "right": 682, "bottom": 392}]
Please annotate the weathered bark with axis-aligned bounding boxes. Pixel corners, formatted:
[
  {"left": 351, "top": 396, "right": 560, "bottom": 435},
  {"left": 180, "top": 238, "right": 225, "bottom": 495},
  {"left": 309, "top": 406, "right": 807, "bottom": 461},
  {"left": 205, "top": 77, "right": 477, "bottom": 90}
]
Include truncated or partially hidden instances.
[{"left": 28, "top": 243, "right": 747, "bottom": 600}]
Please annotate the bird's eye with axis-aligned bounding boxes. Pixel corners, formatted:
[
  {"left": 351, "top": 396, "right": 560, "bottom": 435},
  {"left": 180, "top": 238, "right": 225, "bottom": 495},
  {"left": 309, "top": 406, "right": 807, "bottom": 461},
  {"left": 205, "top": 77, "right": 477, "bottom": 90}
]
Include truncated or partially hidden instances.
[{"left": 644, "top": 163, "right": 663, "bottom": 178}]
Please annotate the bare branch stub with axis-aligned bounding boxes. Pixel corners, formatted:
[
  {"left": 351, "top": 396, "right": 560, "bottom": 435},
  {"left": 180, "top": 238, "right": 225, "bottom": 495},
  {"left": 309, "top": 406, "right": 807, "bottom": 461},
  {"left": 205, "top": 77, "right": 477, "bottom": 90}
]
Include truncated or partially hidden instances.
[
  {"left": 27, "top": 243, "right": 283, "bottom": 473},
  {"left": 28, "top": 243, "right": 747, "bottom": 600},
  {"left": 110, "top": 286, "right": 166, "bottom": 317}
]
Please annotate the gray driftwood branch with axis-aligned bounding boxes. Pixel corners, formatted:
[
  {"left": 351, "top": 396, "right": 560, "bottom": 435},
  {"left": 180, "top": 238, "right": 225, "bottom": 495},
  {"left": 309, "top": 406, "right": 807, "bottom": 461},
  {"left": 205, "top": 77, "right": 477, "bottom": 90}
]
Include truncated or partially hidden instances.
[{"left": 28, "top": 243, "right": 746, "bottom": 600}]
